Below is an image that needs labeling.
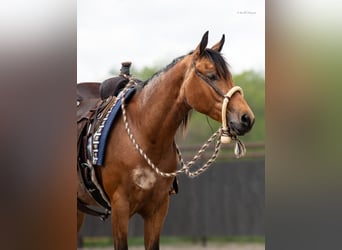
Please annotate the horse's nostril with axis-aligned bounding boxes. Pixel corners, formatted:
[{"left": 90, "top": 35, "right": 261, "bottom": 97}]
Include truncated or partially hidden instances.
[{"left": 241, "top": 113, "right": 251, "bottom": 127}]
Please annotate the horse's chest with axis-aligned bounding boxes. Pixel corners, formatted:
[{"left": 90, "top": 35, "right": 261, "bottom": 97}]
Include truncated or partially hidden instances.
[{"left": 131, "top": 166, "right": 157, "bottom": 190}]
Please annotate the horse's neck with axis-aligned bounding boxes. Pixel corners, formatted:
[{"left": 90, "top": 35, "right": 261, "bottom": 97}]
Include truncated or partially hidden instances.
[{"left": 134, "top": 60, "right": 190, "bottom": 147}]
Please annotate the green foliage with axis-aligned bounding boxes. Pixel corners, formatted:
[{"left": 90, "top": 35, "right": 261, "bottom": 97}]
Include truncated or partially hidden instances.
[
  {"left": 131, "top": 66, "right": 160, "bottom": 81},
  {"left": 232, "top": 70, "right": 265, "bottom": 142}
]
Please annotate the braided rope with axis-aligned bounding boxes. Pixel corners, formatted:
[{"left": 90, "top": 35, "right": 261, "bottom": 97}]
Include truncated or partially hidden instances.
[
  {"left": 120, "top": 80, "right": 225, "bottom": 178},
  {"left": 176, "top": 132, "right": 222, "bottom": 177}
]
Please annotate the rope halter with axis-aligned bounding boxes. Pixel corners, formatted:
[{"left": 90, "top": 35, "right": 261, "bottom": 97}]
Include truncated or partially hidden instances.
[
  {"left": 220, "top": 86, "right": 243, "bottom": 143},
  {"left": 220, "top": 85, "right": 246, "bottom": 158}
]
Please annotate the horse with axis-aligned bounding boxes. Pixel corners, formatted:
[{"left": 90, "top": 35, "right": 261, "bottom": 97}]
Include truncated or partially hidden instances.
[{"left": 77, "top": 31, "right": 255, "bottom": 250}]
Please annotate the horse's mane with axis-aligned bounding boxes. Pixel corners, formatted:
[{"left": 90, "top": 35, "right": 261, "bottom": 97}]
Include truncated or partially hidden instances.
[
  {"left": 202, "top": 49, "right": 232, "bottom": 81},
  {"left": 142, "top": 49, "right": 231, "bottom": 86},
  {"left": 141, "top": 54, "right": 187, "bottom": 87},
  {"left": 140, "top": 49, "right": 231, "bottom": 135}
]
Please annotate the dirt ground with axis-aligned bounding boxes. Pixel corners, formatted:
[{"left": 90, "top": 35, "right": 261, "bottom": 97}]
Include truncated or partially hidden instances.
[{"left": 81, "top": 243, "right": 265, "bottom": 250}]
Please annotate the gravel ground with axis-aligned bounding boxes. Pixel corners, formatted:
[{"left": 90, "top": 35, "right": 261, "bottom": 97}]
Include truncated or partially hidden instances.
[{"left": 80, "top": 243, "right": 265, "bottom": 250}]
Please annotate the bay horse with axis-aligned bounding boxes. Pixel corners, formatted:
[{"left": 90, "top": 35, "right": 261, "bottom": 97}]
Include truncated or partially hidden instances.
[{"left": 77, "top": 31, "right": 255, "bottom": 250}]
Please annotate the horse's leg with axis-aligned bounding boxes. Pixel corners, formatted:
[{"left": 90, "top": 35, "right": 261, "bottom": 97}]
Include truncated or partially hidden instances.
[
  {"left": 77, "top": 210, "right": 84, "bottom": 232},
  {"left": 143, "top": 196, "right": 169, "bottom": 250},
  {"left": 111, "top": 199, "right": 130, "bottom": 250}
]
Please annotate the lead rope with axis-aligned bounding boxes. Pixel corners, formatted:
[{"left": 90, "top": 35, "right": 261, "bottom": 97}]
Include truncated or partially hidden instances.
[
  {"left": 120, "top": 79, "right": 245, "bottom": 178},
  {"left": 175, "top": 130, "right": 222, "bottom": 177}
]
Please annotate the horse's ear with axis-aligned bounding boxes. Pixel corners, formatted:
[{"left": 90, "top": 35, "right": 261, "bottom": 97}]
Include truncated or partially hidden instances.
[
  {"left": 194, "top": 31, "right": 209, "bottom": 57},
  {"left": 211, "top": 34, "right": 225, "bottom": 52}
]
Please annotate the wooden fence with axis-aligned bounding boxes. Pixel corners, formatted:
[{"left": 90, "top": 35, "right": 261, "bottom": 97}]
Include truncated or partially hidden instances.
[{"left": 79, "top": 143, "right": 265, "bottom": 239}]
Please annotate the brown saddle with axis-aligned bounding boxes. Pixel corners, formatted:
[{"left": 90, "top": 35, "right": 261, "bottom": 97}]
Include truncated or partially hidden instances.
[
  {"left": 77, "top": 83, "right": 114, "bottom": 216},
  {"left": 76, "top": 73, "right": 133, "bottom": 141},
  {"left": 77, "top": 82, "right": 101, "bottom": 122},
  {"left": 77, "top": 83, "right": 102, "bottom": 144},
  {"left": 76, "top": 65, "right": 138, "bottom": 218},
  {"left": 76, "top": 65, "right": 178, "bottom": 217},
  {"left": 77, "top": 82, "right": 100, "bottom": 101}
]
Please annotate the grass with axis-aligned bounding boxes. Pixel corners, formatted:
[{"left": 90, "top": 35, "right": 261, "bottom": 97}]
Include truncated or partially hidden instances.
[
  {"left": 205, "top": 236, "right": 265, "bottom": 244},
  {"left": 81, "top": 236, "right": 265, "bottom": 247}
]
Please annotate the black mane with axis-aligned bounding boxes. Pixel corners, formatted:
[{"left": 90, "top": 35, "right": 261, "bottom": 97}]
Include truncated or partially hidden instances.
[
  {"left": 142, "top": 49, "right": 231, "bottom": 87},
  {"left": 142, "top": 54, "right": 187, "bottom": 87},
  {"left": 202, "top": 48, "right": 231, "bottom": 81}
]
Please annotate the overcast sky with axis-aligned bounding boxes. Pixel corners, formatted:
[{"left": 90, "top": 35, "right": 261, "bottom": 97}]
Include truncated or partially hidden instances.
[{"left": 77, "top": 0, "right": 264, "bottom": 82}]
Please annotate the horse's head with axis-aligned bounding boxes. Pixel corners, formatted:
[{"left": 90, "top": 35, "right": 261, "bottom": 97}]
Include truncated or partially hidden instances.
[{"left": 182, "top": 31, "right": 255, "bottom": 136}]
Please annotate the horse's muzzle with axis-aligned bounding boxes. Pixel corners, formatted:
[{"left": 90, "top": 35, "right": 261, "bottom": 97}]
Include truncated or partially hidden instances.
[{"left": 229, "top": 113, "right": 255, "bottom": 136}]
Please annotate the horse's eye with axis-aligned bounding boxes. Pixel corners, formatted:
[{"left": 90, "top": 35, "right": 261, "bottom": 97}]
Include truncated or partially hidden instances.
[{"left": 207, "top": 74, "right": 218, "bottom": 81}]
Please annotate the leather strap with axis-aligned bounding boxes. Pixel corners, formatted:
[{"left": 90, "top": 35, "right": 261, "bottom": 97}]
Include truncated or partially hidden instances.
[
  {"left": 77, "top": 198, "right": 110, "bottom": 221},
  {"left": 192, "top": 60, "right": 226, "bottom": 97}
]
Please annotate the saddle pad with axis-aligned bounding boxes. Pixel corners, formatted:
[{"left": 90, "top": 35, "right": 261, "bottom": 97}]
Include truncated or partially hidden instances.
[{"left": 93, "top": 87, "right": 136, "bottom": 166}]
